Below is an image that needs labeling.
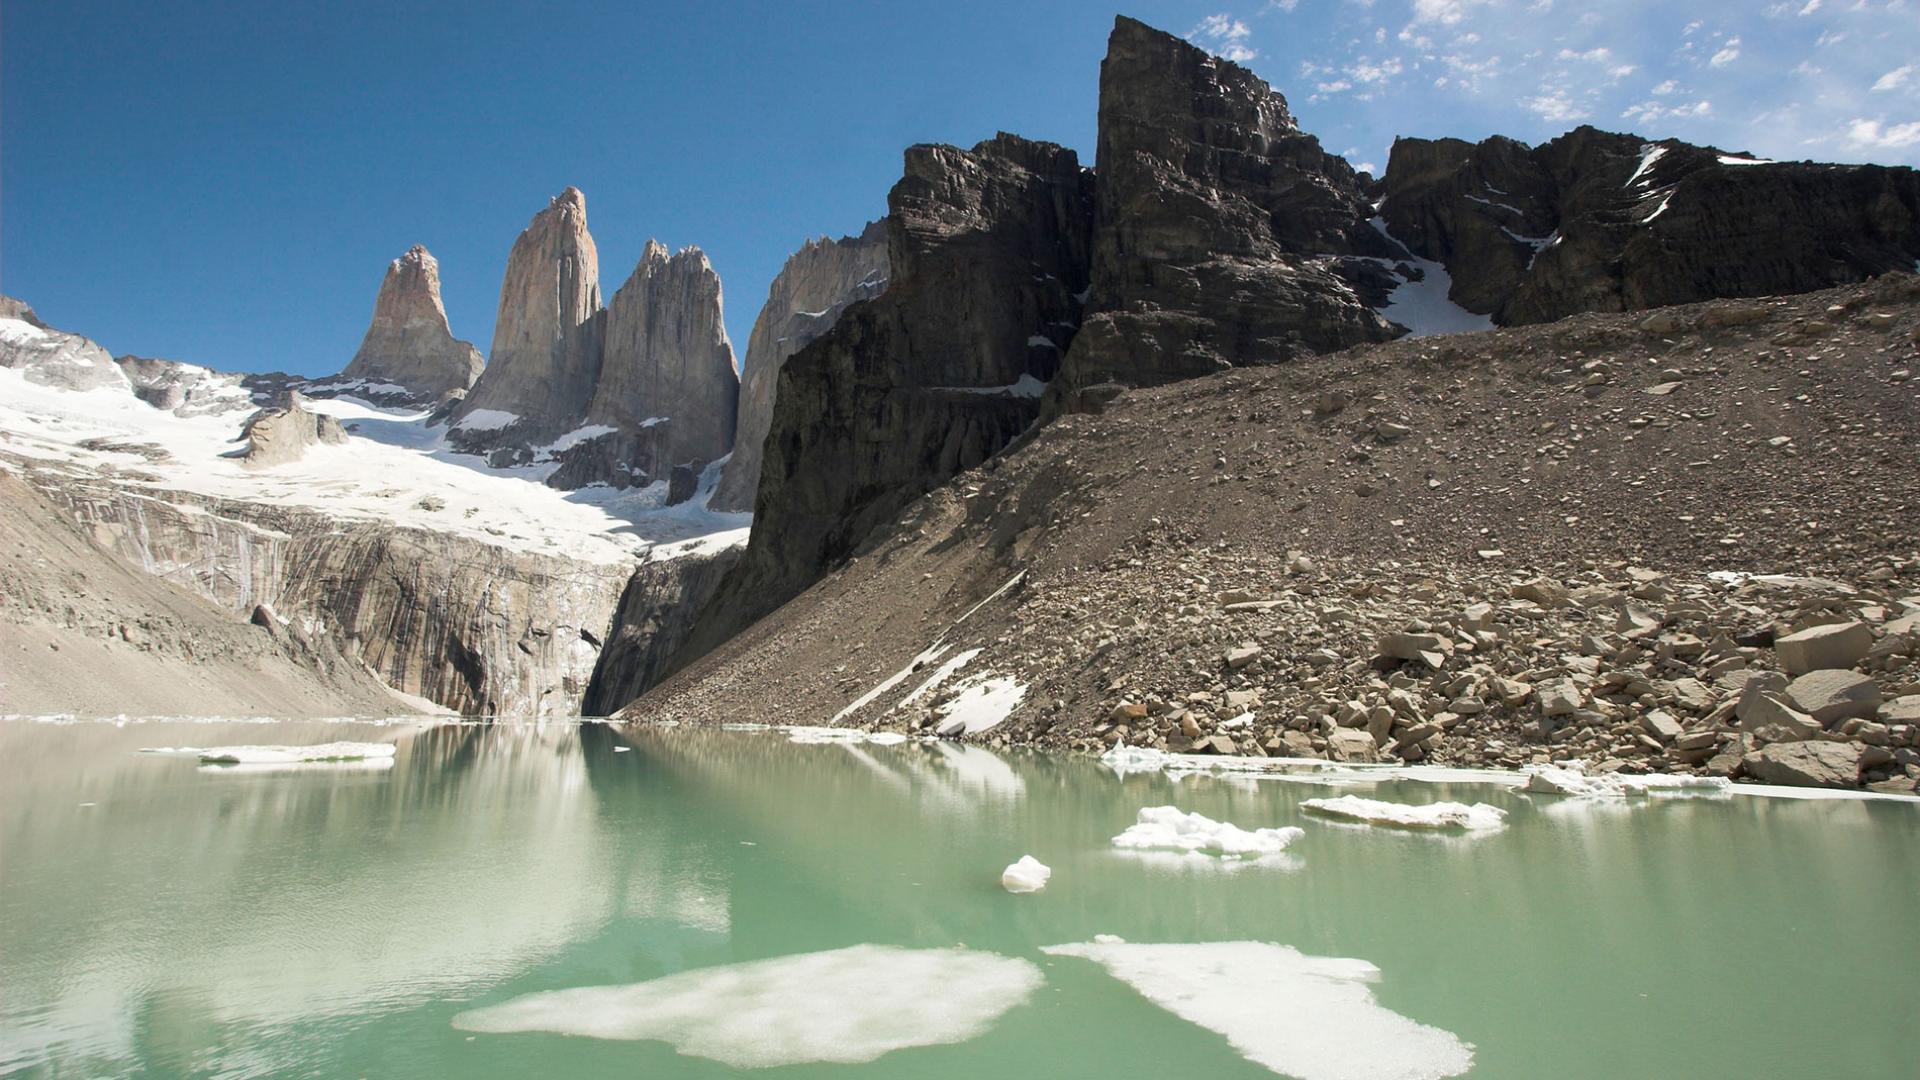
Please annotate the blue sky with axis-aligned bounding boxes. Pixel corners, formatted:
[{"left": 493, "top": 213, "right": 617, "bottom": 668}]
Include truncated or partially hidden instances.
[{"left": 5, "top": 0, "right": 1915, "bottom": 377}]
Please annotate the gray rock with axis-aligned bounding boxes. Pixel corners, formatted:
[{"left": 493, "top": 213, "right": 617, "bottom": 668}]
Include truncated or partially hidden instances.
[
  {"left": 1327, "top": 728, "right": 1379, "bottom": 763},
  {"left": 1379, "top": 631, "right": 1452, "bottom": 668},
  {"left": 1640, "top": 710, "right": 1684, "bottom": 743},
  {"left": 1879, "top": 696, "right": 1920, "bottom": 724},
  {"left": 1773, "top": 621, "right": 1872, "bottom": 676},
  {"left": 1742, "top": 741, "right": 1862, "bottom": 789},
  {"left": 0, "top": 296, "right": 126, "bottom": 392},
  {"left": 1785, "top": 670, "right": 1884, "bottom": 726},
  {"left": 1739, "top": 691, "right": 1822, "bottom": 742},
  {"left": 341, "top": 245, "right": 485, "bottom": 401},
  {"left": 235, "top": 392, "right": 348, "bottom": 469}
]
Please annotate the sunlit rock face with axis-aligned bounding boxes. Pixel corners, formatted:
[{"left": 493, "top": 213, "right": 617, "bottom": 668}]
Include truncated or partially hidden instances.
[{"left": 341, "top": 244, "right": 485, "bottom": 402}]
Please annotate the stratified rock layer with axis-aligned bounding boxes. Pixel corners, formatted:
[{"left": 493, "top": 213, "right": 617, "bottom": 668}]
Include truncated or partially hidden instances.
[
  {"left": 1382, "top": 127, "right": 1920, "bottom": 324},
  {"left": 710, "top": 220, "right": 889, "bottom": 513},
  {"left": 342, "top": 245, "right": 485, "bottom": 401}
]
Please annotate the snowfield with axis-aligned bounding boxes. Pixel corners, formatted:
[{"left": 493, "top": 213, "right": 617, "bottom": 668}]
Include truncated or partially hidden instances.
[{"left": 0, "top": 363, "right": 749, "bottom": 566}]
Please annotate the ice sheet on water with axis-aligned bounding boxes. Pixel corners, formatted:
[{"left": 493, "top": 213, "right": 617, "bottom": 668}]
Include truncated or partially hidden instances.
[
  {"left": 1301, "top": 794, "right": 1507, "bottom": 831},
  {"left": 141, "top": 741, "right": 397, "bottom": 764},
  {"left": 783, "top": 726, "right": 908, "bottom": 745},
  {"left": 450, "top": 944, "right": 1042, "bottom": 1067},
  {"left": 1040, "top": 940, "right": 1473, "bottom": 1080},
  {"left": 1521, "top": 761, "right": 1731, "bottom": 799},
  {"left": 1111, "top": 806, "right": 1304, "bottom": 859}
]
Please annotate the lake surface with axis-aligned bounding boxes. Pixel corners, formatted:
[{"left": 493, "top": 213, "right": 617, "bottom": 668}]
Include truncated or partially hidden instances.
[{"left": 2, "top": 718, "right": 1916, "bottom": 1079}]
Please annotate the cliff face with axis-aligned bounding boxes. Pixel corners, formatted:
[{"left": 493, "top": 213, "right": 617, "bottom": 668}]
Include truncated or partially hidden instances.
[
  {"left": 660, "top": 133, "right": 1094, "bottom": 668},
  {"left": 581, "top": 543, "right": 745, "bottom": 715},
  {"left": 710, "top": 220, "right": 888, "bottom": 513},
  {"left": 19, "top": 468, "right": 628, "bottom": 715},
  {"left": 452, "top": 187, "right": 604, "bottom": 446},
  {"left": 1052, "top": 16, "right": 1399, "bottom": 401},
  {"left": 342, "top": 245, "right": 485, "bottom": 402},
  {"left": 1382, "top": 126, "right": 1920, "bottom": 325}
]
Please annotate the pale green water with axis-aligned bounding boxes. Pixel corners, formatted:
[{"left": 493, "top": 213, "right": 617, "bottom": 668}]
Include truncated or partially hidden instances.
[{"left": 1, "top": 718, "right": 1916, "bottom": 1079}]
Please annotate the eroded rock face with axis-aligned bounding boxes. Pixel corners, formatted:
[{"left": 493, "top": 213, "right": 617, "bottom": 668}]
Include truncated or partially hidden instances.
[
  {"left": 0, "top": 295, "right": 127, "bottom": 392},
  {"left": 1382, "top": 127, "right": 1920, "bottom": 324},
  {"left": 581, "top": 543, "right": 745, "bottom": 715},
  {"left": 235, "top": 391, "right": 349, "bottom": 469},
  {"left": 668, "top": 133, "right": 1095, "bottom": 665},
  {"left": 342, "top": 245, "right": 485, "bottom": 401},
  {"left": 710, "top": 220, "right": 889, "bottom": 513},
  {"left": 114, "top": 356, "right": 254, "bottom": 417},
  {"left": 452, "top": 187, "right": 603, "bottom": 446},
  {"left": 1051, "top": 16, "right": 1398, "bottom": 401}
]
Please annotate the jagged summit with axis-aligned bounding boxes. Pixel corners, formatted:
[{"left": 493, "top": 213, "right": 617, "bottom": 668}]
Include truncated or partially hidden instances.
[{"left": 340, "top": 243, "right": 484, "bottom": 401}]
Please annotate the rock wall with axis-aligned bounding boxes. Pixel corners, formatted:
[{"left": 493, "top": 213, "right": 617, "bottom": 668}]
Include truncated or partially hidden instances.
[
  {"left": 20, "top": 468, "right": 628, "bottom": 716},
  {"left": 660, "top": 133, "right": 1094, "bottom": 672},
  {"left": 341, "top": 245, "right": 485, "bottom": 402},
  {"left": 581, "top": 543, "right": 744, "bottom": 716},
  {"left": 710, "top": 220, "right": 888, "bottom": 513},
  {"left": 1051, "top": 16, "right": 1398, "bottom": 401},
  {"left": 1382, "top": 126, "right": 1920, "bottom": 325}
]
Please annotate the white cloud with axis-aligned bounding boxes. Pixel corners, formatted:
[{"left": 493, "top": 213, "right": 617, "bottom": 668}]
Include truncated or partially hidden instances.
[
  {"left": 1651, "top": 80, "right": 1678, "bottom": 95},
  {"left": 1846, "top": 118, "right": 1920, "bottom": 149},
  {"left": 1410, "top": 0, "right": 1489, "bottom": 26},
  {"left": 1799, "top": 0, "right": 1822, "bottom": 12},
  {"left": 1872, "top": 65, "right": 1915, "bottom": 92},
  {"left": 1523, "top": 90, "right": 1588, "bottom": 123},
  {"left": 1623, "top": 99, "right": 1714, "bottom": 125},
  {"left": 1709, "top": 38, "right": 1742, "bottom": 67},
  {"left": 1347, "top": 56, "right": 1405, "bottom": 83},
  {"left": 1267, "top": 0, "right": 1301, "bottom": 11},
  {"left": 1190, "top": 13, "right": 1259, "bottom": 62}
]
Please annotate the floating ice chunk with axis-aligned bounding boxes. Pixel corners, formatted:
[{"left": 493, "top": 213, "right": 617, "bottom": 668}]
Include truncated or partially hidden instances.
[
  {"left": 450, "top": 944, "right": 1042, "bottom": 1067},
  {"left": 613, "top": 746, "right": 632, "bottom": 753},
  {"left": 1522, "top": 762, "right": 1732, "bottom": 799},
  {"left": 195, "top": 757, "right": 394, "bottom": 774},
  {"left": 1042, "top": 940, "right": 1473, "bottom": 1080},
  {"left": 1001, "top": 855, "right": 1051, "bottom": 893},
  {"left": 143, "top": 741, "right": 397, "bottom": 764},
  {"left": 1101, "top": 742, "right": 1175, "bottom": 777},
  {"left": 1302, "top": 795, "right": 1506, "bottom": 830},
  {"left": 1111, "top": 806, "right": 1304, "bottom": 859},
  {"left": 1093, "top": 933, "right": 1126, "bottom": 944}
]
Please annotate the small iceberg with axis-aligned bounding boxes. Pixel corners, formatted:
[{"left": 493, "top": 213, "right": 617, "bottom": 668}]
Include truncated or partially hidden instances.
[
  {"left": 1111, "top": 806, "right": 1303, "bottom": 859},
  {"left": 1041, "top": 940, "right": 1473, "bottom": 1080},
  {"left": 1001, "top": 855, "right": 1051, "bottom": 894},
  {"left": 1301, "top": 795, "right": 1507, "bottom": 831},
  {"left": 450, "top": 944, "right": 1042, "bottom": 1067},
  {"left": 142, "top": 742, "right": 397, "bottom": 765},
  {"left": 1102, "top": 742, "right": 1176, "bottom": 777}
]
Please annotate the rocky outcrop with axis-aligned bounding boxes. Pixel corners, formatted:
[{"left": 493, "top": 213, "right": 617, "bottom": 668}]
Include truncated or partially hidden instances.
[
  {"left": 710, "top": 220, "right": 889, "bottom": 513},
  {"left": 546, "top": 242, "right": 741, "bottom": 490},
  {"left": 660, "top": 133, "right": 1094, "bottom": 671},
  {"left": 0, "top": 296, "right": 127, "bottom": 392},
  {"left": 452, "top": 187, "right": 604, "bottom": 446},
  {"left": 12, "top": 463, "right": 628, "bottom": 715},
  {"left": 234, "top": 391, "right": 348, "bottom": 469},
  {"left": 1382, "top": 127, "right": 1920, "bottom": 324},
  {"left": 340, "top": 244, "right": 485, "bottom": 401},
  {"left": 114, "top": 355, "right": 254, "bottom": 417},
  {"left": 1051, "top": 16, "right": 1399, "bottom": 402},
  {"left": 581, "top": 543, "right": 745, "bottom": 715}
]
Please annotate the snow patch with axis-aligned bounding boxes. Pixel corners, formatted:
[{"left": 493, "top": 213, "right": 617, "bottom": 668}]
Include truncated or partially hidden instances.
[
  {"left": 1627, "top": 144, "right": 1669, "bottom": 187},
  {"left": 450, "top": 945, "right": 1043, "bottom": 1067},
  {"left": 454, "top": 408, "right": 520, "bottom": 432},
  {"left": 899, "top": 647, "right": 982, "bottom": 708},
  {"left": 1001, "top": 855, "right": 1051, "bottom": 893},
  {"left": 1718, "top": 155, "right": 1777, "bottom": 166},
  {"left": 0, "top": 317, "right": 50, "bottom": 345},
  {"left": 1366, "top": 219, "right": 1496, "bottom": 337},
  {"left": 1301, "top": 794, "right": 1507, "bottom": 831},
  {"left": 1025, "top": 335, "right": 1059, "bottom": 350},
  {"left": 1111, "top": 806, "right": 1304, "bottom": 859},
  {"left": 940, "top": 374, "right": 1048, "bottom": 399},
  {"left": 1040, "top": 941, "right": 1474, "bottom": 1080},
  {"left": 934, "top": 674, "right": 1027, "bottom": 736}
]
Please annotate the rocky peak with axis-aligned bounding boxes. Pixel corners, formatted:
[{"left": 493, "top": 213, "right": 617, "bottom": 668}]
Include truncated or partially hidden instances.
[
  {"left": 709, "top": 219, "right": 889, "bottom": 513},
  {"left": 341, "top": 244, "right": 485, "bottom": 401},
  {"left": 451, "top": 186, "right": 604, "bottom": 443},
  {"left": 0, "top": 295, "right": 127, "bottom": 392},
  {"left": 587, "top": 240, "right": 740, "bottom": 470},
  {"left": 1051, "top": 16, "right": 1397, "bottom": 402},
  {"left": 235, "top": 390, "right": 348, "bottom": 469}
]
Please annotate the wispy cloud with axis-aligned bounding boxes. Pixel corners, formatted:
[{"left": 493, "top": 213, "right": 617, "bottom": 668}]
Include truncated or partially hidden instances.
[
  {"left": 1190, "top": 13, "right": 1258, "bottom": 63},
  {"left": 1872, "top": 64, "right": 1915, "bottom": 92}
]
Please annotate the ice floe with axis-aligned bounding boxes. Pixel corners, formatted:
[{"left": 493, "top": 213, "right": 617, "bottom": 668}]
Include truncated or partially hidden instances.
[
  {"left": 1001, "top": 855, "right": 1051, "bottom": 894},
  {"left": 1040, "top": 940, "right": 1473, "bottom": 1080},
  {"left": 1111, "top": 806, "right": 1304, "bottom": 859},
  {"left": 450, "top": 944, "right": 1042, "bottom": 1067},
  {"left": 783, "top": 726, "right": 908, "bottom": 746},
  {"left": 1522, "top": 761, "right": 1731, "bottom": 799},
  {"left": 142, "top": 741, "right": 397, "bottom": 764},
  {"left": 1301, "top": 795, "right": 1508, "bottom": 831}
]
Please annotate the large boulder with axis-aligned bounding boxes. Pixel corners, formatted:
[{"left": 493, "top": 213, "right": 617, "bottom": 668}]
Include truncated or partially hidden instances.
[
  {"left": 1785, "top": 670, "right": 1883, "bottom": 726},
  {"left": 341, "top": 245, "right": 485, "bottom": 401},
  {"left": 1742, "top": 742, "right": 1862, "bottom": 790},
  {"left": 1773, "top": 621, "right": 1872, "bottom": 676},
  {"left": 235, "top": 391, "right": 348, "bottom": 469}
]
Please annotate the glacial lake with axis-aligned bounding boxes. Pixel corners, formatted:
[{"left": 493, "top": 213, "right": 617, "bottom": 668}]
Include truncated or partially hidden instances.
[{"left": 2, "top": 718, "right": 1916, "bottom": 1079}]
